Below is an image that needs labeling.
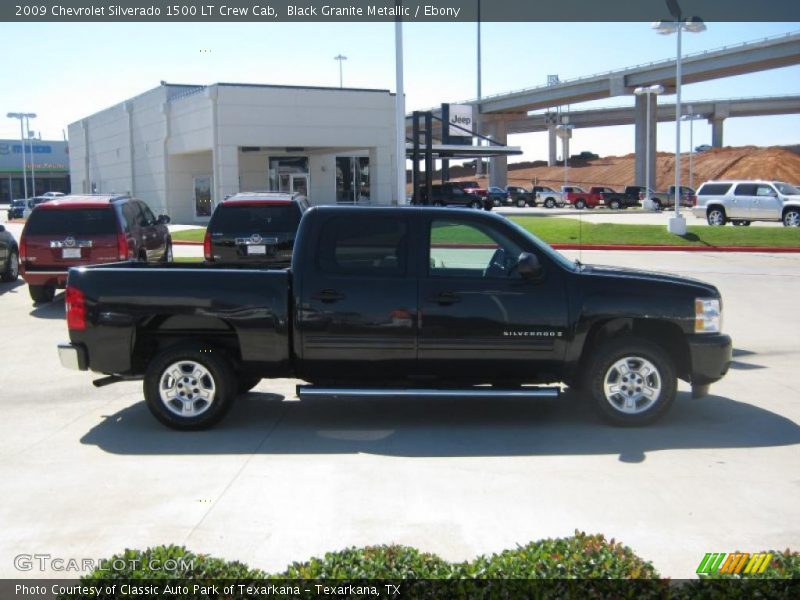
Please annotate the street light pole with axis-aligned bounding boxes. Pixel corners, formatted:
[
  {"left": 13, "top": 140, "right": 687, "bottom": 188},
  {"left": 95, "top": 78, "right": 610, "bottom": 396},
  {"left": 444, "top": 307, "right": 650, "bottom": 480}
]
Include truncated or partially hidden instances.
[
  {"left": 394, "top": 16, "right": 406, "bottom": 205},
  {"left": 27, "top": 117, "right": 37, "bottom": 197},
  {"left": 682, "top": 107, "right": 703, "bottom": 192},
  {"left": 653, "top": 1, "right": 706, "bottom": 234},
  {"left": 334, "top": 54, "right": 347, "bottom": 88},
  {"left": 476, "top": 1, "right": 483, "bottom": 177},
  {"left": 7, "top": 112, "right": 36, "bottom": 200},
  {"left": 634, "top": 85, "right": 664, "bottom": 211}
]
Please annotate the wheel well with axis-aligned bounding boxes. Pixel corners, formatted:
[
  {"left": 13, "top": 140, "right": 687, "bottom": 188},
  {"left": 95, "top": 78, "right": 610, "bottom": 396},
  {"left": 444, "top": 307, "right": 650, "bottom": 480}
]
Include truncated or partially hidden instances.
[
  {"left": 132, "top": 316, "right": 242, "bottom": 374},
  {"left": 706, "top": 204, "right": 726, "bottom": 216},
  {"left": 782, "top": 206, "right": 800, "bottom": 217},
  {"left": 579, "top": 318, "right": 691, "bottom": 381}
]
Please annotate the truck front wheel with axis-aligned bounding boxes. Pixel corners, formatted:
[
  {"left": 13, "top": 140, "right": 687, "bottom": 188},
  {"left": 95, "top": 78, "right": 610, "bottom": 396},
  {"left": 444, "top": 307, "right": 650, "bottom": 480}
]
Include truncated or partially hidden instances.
[
  {"left": 609, "top": 199, "right": 621, "bottom": 210},
  {"left": 144, "top": 344, "right": 236, "bottom": 430},
  {"left": 584, "top": 337, "right": 677, "bottom": 426},
  {"left": 575, "top": 199, "right": 586, "bottom": 210}
]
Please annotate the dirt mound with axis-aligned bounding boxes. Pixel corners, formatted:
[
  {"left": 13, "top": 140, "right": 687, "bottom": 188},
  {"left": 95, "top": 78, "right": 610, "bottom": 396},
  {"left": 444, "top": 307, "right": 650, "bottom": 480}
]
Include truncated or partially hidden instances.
[{"left": 492, "top": 146, "right": 800, "bottom": 190}]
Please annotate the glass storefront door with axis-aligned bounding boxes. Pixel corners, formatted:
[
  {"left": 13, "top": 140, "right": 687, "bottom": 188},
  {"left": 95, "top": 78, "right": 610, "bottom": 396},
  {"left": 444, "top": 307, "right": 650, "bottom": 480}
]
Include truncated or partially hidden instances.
[
  {"left": 336, "top": 156, "right": 369, "bottom": 204},
  {"left": 193, "top": 175, "right": 212, "bottom": 218}
]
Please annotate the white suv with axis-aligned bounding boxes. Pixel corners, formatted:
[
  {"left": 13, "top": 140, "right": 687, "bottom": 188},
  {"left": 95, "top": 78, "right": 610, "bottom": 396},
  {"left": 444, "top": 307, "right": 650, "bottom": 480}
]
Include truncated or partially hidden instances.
[{"left": 692, "top": 180, "right": 800, "bottom": 226}]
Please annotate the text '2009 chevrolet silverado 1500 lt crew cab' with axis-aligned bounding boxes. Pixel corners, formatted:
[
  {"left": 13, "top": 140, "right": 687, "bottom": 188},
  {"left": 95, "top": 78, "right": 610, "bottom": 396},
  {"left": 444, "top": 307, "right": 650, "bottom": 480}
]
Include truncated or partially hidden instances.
[{"left": 58, "top": 207, "right": 732, "bottom": 430}]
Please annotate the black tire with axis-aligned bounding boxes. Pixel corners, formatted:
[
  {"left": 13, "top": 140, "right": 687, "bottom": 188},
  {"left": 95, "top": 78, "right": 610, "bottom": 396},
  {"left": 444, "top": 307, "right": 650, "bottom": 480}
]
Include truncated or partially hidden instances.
[
  {"left": 29, "top": 284, "right": 55, "bottom": 304},
  {"left": 575, "top": 199, "right": 586, "bottom": 210},
  {"left": 741, "top": 221, "right": 751, "bottom": 226},
  {"left": 516, "top": 198, "right": 527, "bottom": 208},
  {"left": 161, "top": 242, "right": 173, "bottom": 263},
  {"left": 584, "top": 337, "right": 677, "bottom": 426},
  {"left": 783, "top": 209, "right": 800, "bottom": 227},
  {"left": 652, "top": 199, "right": 662, "bottom": 211},
  {"left": 1, "top": 250, "right": 19, "bottom": 282},
  {"left": 707, "top": 207, "right": 726, "bottom": 226},
  {"left": 544, "top": 198, "right": 556, "bottom": 209},
  {"left": 609, "top": 200, "right": 621, "bottom": 210},
  {"left": 469, "top": 199, "right": 482, "bottom": 209},
  {"left": 237, "top": 374, "right": 262, "bottom": 395},
  {"left": 144, "top": 343, "right": 237, "bottom": 430},
  {"left": 432, "top": 201, "right": 444, "bottom": 207}
]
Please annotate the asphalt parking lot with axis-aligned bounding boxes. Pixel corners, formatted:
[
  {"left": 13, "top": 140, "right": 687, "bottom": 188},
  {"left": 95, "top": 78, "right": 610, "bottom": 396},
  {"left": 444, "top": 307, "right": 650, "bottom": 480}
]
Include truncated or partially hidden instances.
[{"left": 0, "top": 218, "right": 798, "bottom": 580}]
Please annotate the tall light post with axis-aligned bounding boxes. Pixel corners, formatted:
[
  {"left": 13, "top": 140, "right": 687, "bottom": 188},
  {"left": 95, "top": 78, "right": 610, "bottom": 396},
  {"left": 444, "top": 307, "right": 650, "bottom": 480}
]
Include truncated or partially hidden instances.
[
  {"left": 7, "top": 112, "right": 36, "bottom": 200},
  {"left": 27, "top": 119, "right": 38, "bottom": 197},
  {"left": 682, "top": 106, "right": 704, "bottom": 192},
  {"left": 394, "top": 13, "right": 405, "bottom": 205},
  {"left": 334, "top": 54, "right": 347, "bottom": 88},
  {"left": 653, "top": 0, "right": 706, "bottom": 234},
  {"left": 633, "top": 84, "right": 664, "bottom": 211},
  {"left": 475, "top": 1, "right": 483, "bottom": 177}
]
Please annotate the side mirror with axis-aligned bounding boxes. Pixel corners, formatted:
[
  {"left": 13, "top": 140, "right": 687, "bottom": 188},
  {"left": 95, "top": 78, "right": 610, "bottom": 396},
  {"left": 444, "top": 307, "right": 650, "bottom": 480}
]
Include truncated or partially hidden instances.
[
  {"left": 157, "top": 214, "right": 171, "bottom": 225},
  {"left": 516, "top": 252, "right": 543, "bottom": 280}
]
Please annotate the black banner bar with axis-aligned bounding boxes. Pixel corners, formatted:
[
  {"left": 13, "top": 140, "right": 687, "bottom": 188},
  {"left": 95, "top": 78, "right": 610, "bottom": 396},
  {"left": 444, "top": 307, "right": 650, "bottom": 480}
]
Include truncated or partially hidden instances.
[{"left": 3, "top": 0, "right": 800, "bottom": 23}]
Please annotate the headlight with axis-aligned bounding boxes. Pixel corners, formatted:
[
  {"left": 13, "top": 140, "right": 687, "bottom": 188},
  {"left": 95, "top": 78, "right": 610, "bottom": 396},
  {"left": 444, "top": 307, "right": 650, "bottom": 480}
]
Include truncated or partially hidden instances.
[{"left": 695, "top": 298, "right": 721, "bottom": 333}]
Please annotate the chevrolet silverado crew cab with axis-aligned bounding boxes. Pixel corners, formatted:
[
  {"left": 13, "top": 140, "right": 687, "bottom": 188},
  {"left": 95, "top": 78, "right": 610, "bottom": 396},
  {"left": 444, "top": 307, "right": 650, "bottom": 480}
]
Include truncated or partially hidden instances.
[
  {"left": 205, "top": 192, "right": 308, "bottom": 267},
  {"left": 58, "top": 207, "right": 732, "bottom": 430},
  {"left": 20, "top": 194, "right": 172, "bottom": 304}
]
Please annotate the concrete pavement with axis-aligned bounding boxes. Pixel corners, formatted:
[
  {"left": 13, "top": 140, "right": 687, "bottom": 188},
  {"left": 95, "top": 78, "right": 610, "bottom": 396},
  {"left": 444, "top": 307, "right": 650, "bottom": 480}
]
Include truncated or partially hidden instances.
[{"left": 0, "top": 250, "right": 798, "bottom": 580}]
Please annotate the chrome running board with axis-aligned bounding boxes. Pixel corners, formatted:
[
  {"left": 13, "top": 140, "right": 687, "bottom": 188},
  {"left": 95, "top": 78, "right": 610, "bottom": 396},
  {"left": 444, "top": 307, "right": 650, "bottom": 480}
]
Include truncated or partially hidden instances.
[{"left": 296, "top": 386, "right": 560, "bottom": 401}]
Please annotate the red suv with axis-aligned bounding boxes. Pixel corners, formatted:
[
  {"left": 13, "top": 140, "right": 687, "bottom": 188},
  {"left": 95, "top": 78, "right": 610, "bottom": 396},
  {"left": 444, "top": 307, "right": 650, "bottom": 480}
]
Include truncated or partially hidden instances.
[{"left": 20, "top": 194, "right": 172, "bottom": 304}]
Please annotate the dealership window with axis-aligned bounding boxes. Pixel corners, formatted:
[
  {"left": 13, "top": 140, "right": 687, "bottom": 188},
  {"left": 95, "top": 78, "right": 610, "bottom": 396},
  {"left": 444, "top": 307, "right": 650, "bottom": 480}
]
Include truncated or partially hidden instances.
[
  {"left": 269, "top": 157, "right": 309, "bottom": 193},
  {"left": 336, "top": 156, "right": 370, "bottom": 204}
]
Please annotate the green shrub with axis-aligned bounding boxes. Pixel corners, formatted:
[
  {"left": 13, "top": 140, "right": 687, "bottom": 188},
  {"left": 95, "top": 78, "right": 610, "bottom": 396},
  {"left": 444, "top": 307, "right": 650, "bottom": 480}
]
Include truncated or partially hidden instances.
[
  {"left": 277, "top": 544, "right": 456, "bottom": 579},
  {"left": 456, "top": 531, "right": 660, "bottom": 579}
]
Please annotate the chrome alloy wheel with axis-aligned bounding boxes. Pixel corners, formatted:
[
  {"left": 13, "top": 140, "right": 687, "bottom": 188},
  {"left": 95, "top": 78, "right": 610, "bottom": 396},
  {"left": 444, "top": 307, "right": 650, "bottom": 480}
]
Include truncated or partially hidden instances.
[
  {"left": 159, "top": 360, "right": 217, "bottom": 417},
  {"left": 784, "top": 211, "right": 800, "bottom": 227},
  {"left": 9, "top": 253, "right": 19, "bottom": 278},
  {"left": 602, "top": 356, "right": 662, "bottom": 415}
]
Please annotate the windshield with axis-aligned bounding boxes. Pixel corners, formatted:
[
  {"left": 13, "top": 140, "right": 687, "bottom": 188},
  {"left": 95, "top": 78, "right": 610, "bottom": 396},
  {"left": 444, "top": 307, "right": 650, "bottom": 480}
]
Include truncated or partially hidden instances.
[
  {"left": 774, "top": 182, "right": 799, "bottom": 195},
  {"left": 504, "top": 217, "right": 577, "bottom": 272}
]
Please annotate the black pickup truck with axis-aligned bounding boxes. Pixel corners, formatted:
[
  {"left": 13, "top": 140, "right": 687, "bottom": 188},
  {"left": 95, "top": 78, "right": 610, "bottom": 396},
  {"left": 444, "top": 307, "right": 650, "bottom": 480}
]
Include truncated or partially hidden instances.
[{"left": 58, "top": 207, "right": 731, "bottom": 430}]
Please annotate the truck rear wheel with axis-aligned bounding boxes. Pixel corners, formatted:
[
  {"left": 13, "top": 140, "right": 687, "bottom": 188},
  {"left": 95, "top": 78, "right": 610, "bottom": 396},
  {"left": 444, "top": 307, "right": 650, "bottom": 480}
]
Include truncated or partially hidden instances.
[
  {"left": 609, "top": 199, "right": 621, "bottom": 210},
  {"left": 29, "top": 284, "right": 55, "bottom": 304},
  {"left": 707, "top": 208, "right": 726, "bottom": 226},
  {"left": 584, "top": 337, "right": 677, "bottom": 426},
  {"left": 783, "top": 209, "right": 800, "bottom": 227},
  {"left": 144, "top": 344, "right": 236, "bottom": 430},
  {"left": 575, "top": 199, "right": 586, "bottom": 210}
]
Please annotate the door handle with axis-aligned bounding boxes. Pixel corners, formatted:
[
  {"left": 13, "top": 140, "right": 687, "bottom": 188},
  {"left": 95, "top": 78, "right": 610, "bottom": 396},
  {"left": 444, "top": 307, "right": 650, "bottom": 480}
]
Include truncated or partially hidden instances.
[
  {"left": 428, "top": 292, "right": 461, "bottom": 305},
  {"left": 312, "top": 289, "right": 346, "bottom": 303}
]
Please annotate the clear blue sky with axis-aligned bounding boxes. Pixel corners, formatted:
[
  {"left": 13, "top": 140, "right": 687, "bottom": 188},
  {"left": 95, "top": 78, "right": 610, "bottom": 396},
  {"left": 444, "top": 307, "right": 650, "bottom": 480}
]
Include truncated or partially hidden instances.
[{"left": 1, "top": 21, "right": 798, "bottom": 161}]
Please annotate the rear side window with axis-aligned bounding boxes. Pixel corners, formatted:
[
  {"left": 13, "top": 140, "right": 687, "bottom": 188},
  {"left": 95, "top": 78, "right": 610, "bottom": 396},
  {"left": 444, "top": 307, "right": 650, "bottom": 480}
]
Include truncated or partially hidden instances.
[
  {"left": 25, "top": 208, "right": 117, "bottom": 236},
  {"left": 733, "top": 184, "right": 757, "bottom": 196},
  {"left": 210, "top": 204, "right": 302, "bottom": 233},
  {"left": 698, "top": 183, "right": 733, "bottom": 196},
  {"left": 317, "top": 216, "right": 408, "bottom": 277}
]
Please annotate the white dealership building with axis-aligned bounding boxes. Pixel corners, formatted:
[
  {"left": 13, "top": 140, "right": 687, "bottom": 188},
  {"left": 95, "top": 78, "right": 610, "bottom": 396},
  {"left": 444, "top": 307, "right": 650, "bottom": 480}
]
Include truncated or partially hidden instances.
[{"left": 68, "top": 82, "right": 398, "bottom": 222}]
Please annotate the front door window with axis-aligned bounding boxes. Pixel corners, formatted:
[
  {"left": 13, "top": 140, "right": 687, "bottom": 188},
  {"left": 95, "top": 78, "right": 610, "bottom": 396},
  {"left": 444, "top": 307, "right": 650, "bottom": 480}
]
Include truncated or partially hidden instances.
[{"left": 193, "top": 176, "right": 212, "bottom": 218}]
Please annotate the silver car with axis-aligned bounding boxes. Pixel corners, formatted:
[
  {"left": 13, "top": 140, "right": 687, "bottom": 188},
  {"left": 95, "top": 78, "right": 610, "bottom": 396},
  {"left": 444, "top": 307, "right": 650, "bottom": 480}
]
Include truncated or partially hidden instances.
[{"left": 692, "top": 180, "right": 800, "bottom": 227}]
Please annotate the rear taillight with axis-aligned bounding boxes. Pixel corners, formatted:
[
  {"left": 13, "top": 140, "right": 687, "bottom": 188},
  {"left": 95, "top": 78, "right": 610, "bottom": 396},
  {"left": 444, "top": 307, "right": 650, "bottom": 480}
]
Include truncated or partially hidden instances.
[
  {"left": 691, "top": 195, "right": 698, "bottom": 206},
  {"left": 65, "top": 286, "right": 86, "bottom": 331},
  {"left": 203, "top": 230, "right": 212, "bottom": 261},
  {"left": 117, "top": 233, "right": 130, "bottom": 260}
]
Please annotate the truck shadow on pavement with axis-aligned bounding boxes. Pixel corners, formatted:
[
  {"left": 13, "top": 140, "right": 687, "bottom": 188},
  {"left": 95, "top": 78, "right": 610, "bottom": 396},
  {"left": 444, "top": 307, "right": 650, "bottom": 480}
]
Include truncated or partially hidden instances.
[
  {"left": 29, "top": 296, "right": 65, "bottom": 319},
  {"left": 0, "top": 280, "right": 23, "bottom": 296},
  {"left": 80, "top": 390, "right": 800, "bottom": 463}
]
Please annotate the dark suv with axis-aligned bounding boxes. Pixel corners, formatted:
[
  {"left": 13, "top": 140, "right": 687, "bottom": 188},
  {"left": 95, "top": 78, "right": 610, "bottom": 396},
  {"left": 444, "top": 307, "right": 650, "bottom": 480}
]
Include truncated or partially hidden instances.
[
  {"left": 7, "top": 196, "right": 49, "bottom": 220},
  {"left": 204, "top": 192, "right": 308, "bottom": 267},
  {"left": 418, "top": 183, "right": 493, "bottom": 210},
  {"left": 0, "top": 224, "right": 19, "bottom": 282},
  {"left": 20, "top": 194, "right": 171, "bottom": 304}
]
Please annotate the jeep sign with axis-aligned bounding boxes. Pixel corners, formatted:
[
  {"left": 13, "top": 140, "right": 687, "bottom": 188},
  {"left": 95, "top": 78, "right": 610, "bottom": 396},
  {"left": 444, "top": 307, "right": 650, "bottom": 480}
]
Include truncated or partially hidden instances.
[{"left": 448, "top": 104, "right": 473, "bottom": 137}]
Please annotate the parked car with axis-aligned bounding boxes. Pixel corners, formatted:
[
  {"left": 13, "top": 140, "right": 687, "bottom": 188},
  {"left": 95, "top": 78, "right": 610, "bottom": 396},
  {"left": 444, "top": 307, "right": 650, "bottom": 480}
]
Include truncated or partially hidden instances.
[
  {"left": 58, "top": 206, "right": 732, "bottom": 430},
  {"left": 487, "top": 186, "right": 510, "bottom": 206},
  {"left": 643, "top": 186, "right": 695, "bottom": 211},
  {"left": 418, "top": 183, "right": 493, "bottom": 210},
  {"left": 506, "top": 186, "right": 536, "bottom": 207},
  {"left": 695, "top": 144, "right": 712, "bottom": 153},
  {"left": 0, "top": 224, "right": 19, "bottom": 282},
  {"left": 452, "top": 181, "right": 487, "bottom": 197},
  {"left": 562, "top": 186, "right": 594, "bottom": 209},
  {"left": 599, "top": 186, "right": 641, "bottom": 210},
  {"left": 204, "top": 192, "right": 308, "bottom": 267},
  {"left": 692, "top": 180, "right": 800, "bottom": 227},
  {"left": 19, "top": 194, "right": 172, "bottom": 304},
  {"left": 533, "top": 186, "right": 565, "bottom": 209},
  {"left": 7, "top": 199, "right": 28, "bottom": 220},
  {"left": 8, "top": 196, "right": 49, "bottom": 220}
]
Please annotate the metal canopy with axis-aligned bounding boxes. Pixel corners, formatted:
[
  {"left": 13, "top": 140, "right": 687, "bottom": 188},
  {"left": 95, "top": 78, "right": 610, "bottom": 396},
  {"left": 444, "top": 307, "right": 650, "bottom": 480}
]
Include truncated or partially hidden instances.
[{"left": 405, "top": 143, "right": 522, "bottom": 159}]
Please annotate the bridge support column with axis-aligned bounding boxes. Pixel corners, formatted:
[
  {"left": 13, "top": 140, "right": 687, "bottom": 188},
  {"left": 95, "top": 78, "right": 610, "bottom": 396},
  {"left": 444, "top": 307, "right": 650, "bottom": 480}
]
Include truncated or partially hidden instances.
[
  {"left": 711, "top": 118, "right": 724, "bottom": 148},
  {"left": 634, "top": 92, "right": 657, "bottom": 189},
  {"left": 488, "top": 120, "right": 508, "bottom": 189},
  {"left": 546, "top": 113, "right": 558, "bottom": 166}
]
